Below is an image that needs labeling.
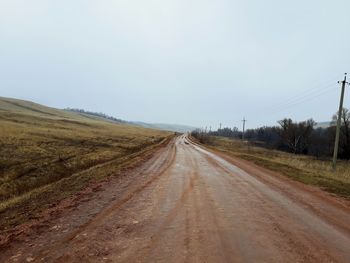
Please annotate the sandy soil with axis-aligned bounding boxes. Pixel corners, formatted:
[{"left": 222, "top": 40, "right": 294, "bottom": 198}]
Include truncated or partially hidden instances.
[{"left": 1, "top": 135, "right": 350, "bottom": 263}]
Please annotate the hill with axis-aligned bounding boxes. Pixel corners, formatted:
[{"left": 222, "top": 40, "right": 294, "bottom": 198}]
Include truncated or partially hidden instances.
[
  {"left": 132, "top": 121, "right": 196, "bottom": 133},
  {"left": 64, "top": 108, "right": 126, "bottom": 124},
  {"left": 0, "top": 97, "right": 172, "bottom": 231},
  {"left": 64, "top": 108, "right": 196, "bottom": 133}
]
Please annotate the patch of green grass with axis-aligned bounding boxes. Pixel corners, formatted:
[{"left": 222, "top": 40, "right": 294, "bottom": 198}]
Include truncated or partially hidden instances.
[{"left": 196, "top": 136, "right": 350, "bottom": 198}]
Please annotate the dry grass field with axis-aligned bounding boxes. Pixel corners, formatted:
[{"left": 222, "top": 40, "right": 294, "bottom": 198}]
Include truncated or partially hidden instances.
[
  {"left": 0, "top": 97, "right": 172, "bottom": 231},
  {"left": 196, "top": 136, "right": 350, "bottom": 198}
]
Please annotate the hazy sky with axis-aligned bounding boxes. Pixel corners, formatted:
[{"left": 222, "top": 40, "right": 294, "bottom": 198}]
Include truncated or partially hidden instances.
[{"left": 1, "top": 0, "right": 349, "bottom": 129}]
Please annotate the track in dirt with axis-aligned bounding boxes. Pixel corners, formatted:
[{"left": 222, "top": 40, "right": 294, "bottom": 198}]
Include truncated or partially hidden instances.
[{"left": 1, "top": 135, "right": 350, "bottom": 262}]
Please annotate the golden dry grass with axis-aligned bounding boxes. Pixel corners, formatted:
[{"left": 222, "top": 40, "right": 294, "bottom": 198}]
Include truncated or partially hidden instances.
[
  {"left": 0, "top": 97, "right": 172, "bottom": 230},
  {"left": 200, "top": 136, "right": 350, "bottom": 198}
]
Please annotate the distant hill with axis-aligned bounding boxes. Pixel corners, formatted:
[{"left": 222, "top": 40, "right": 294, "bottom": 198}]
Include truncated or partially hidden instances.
[
  {"left": 0, "top": 97, "right": 195, "bottom": 133},
  {"left": 132, "top": 122, "right": 196, "bottom": 133},
  {"left": 64, "top": 108, "right": 196, "bottom": 133},
  {"left": 64, "top": 108, "right": 126, "bottom": 124},
  {"left": 0, "top": 97, "right": 94, "bottom": 122}
]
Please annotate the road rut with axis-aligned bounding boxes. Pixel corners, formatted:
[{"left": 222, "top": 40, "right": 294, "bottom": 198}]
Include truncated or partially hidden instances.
[{"left": 1, "top": 135, "right": 350, "bottom": 262}]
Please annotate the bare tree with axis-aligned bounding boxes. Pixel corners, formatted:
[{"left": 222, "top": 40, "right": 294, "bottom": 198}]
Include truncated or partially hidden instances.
[{"left": 277, "top": 118, "right": 315, "bottom": 154}]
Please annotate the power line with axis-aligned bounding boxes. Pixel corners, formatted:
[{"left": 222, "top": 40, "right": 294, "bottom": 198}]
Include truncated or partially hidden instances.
[
  {"left": 269, "top": 83, "right": 338, "bottom": 114},
  {"left": 268, "top": 83, "right": 337, "bottom": 112},
  {"left": 269, "top": 74, "right": 343, "bottom": 109},
  {"left": 262, "top": 74, "right": 343, "bottom": 113}
]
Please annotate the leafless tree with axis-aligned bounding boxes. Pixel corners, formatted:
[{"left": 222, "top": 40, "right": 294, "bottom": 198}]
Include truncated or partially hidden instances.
[{"left": 277, "top": 118, "right": 315, "bottom": 154}]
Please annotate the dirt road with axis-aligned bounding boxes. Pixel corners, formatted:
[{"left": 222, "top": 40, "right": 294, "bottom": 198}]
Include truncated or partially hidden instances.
[{"left": 1, "top": 135, "right": 350, "bottom": 262}]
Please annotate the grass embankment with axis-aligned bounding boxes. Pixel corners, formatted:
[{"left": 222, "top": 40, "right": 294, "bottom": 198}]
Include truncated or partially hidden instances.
[
  {"left": 194, "top": 136, "right": 350, "bottom": 198},
  {"left": 0, "top": 97, "right": 172, "bottom": 231}
]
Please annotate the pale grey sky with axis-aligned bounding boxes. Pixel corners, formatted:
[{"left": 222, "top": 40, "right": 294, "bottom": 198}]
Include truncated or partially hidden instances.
[{"left": 0, "top": 0, "right": 349, "bottom": 129}]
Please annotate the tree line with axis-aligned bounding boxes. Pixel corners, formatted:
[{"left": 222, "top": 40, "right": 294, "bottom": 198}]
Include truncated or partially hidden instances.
[
  {"left": 192, "top": 108, "right": 350, "bottom": 160},
  {"left": 65, "top": 108, "right": 126, "bottom": 123}
]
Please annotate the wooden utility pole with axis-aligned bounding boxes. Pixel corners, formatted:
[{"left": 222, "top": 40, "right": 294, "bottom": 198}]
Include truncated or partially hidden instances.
[
  {"left": 219, "top": 123, "right": 222, "bottom": 130},
  {"left": 242, "top": 118, "right": 247, "bottom": 140},
  {"left": 332, "top": 73, "right": 349, "bottom": 171}
]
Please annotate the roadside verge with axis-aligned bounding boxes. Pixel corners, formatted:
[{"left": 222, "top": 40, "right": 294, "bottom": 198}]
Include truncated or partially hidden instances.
[{"left": 0, "top": 135, "right": 175, "bottom": 239}]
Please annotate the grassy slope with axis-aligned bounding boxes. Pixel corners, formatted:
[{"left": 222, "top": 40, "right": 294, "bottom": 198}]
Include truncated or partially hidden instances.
[
  {"left": 196, "top": 136, "right": 350, "bottom": 198},
  {"left": 0, "top": 97, "right": 172, "bottom": 230}
]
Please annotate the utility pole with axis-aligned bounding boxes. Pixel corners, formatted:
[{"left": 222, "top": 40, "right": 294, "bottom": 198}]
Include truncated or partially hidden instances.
[
  {"left": 219, "top": 123, "right": 222, "bottom": 130},
  {"left": 242, "top": 118, "right": 247, "bottom": 140},
  {"left": 333, "top": 73, "right": 349, "bottom": 171}
]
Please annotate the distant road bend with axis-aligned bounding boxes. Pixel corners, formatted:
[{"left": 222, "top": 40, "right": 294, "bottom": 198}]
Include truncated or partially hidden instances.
[{"left": 1, "top": 135, "right": 350, "bottom": 262}]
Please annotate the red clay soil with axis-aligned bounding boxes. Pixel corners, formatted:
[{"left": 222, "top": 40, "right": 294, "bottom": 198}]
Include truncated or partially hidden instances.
[{"left": 1, "top": 135, "right": 349, "bottom": 262}]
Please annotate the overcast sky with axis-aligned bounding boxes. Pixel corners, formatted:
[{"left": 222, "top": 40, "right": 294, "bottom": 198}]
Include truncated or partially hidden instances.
[{"left": 0, "top": 0, "right": 349, "bottom": 129}]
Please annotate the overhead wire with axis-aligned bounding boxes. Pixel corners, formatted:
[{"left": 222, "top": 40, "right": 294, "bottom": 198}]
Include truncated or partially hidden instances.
[
  {"left": 269, "top": 83, "right": 339, "bottom": 115},
  {"left": 265, "top": 74, "right": 342, "bottom": 112},
  {"left": 258, "top": 73, "right": 344, "bottom": 115},
  {"left": 269, "top": 82, "right": 339, "bottom": 113}
]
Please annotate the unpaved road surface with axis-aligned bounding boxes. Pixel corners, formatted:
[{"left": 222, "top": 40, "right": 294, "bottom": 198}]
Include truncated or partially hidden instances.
[{"left": 1, "top": 135, "right": 350, "bottom": 262}]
